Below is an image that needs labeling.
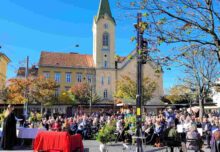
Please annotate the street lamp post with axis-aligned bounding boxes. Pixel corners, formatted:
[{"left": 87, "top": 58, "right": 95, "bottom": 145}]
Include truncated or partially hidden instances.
[
  {"left": 90, "top": 84, "right": 92, "bottom": 114},
  {"left": 135, "top": 13, "right": 144, "bottom": 152},
  {"left": 24, "top": 56, "right": 29, "bottom": 118}
]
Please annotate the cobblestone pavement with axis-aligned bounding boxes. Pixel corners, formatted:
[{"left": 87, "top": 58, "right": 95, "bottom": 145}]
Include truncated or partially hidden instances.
[
  {"left": 83, "top": 140, "right": 211, "bottom": 152},
  {"left": 0, "top": 140, "right": 211, "bottom": 152}
]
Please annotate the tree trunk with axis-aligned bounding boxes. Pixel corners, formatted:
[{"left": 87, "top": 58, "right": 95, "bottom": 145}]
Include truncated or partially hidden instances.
[
  {"left": 213, "top": 38, "right": 220, "bottom": 62},
  {"left": 218, "top": 50, "right": 220, "bottom": 63},
  {"left": 199, "top": 97, "right": 204, "bottom": 119},
  {"left": 41, "top": 103, "right": 43, "bottom": 114}
]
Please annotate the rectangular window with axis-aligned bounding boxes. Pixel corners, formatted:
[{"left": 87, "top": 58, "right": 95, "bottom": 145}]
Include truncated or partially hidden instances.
[
  {"left": 87, "top": 74, "right": 92, "bottom": 83},
  {"left": 43, "top": 72, "right": 50, "bottom": 79},
  {"left": 54, "top": 72, "right": 61, "bottom": 83},
  {"left": 108, "top": 76, "right": 111, "bottom": 85},
  {"left": 104, "top": 61, "right": 108, "bottom": 68},
  {"left": 55, "top": 87, "right": 60, "bottom": 97},
  {"left": 66, "top": 72, "right": 71, "bottom": 83},
  {"left": 101, "top": 76, "right": 104, "bottom": 85},
  {"left": 76, "top": 73, "right": 82, "bottom": 83}
]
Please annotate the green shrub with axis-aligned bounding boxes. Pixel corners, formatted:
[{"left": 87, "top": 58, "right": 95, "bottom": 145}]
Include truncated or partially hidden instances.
[
  {"left": 96, "top": 121, "right": 116, "bottom": 144},
  {"left": 29, "top": 112, "right": 42, "bottom": 122}
]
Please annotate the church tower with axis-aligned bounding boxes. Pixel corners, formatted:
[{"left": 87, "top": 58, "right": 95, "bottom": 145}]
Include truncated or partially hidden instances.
[
  {"left": 93, "top": 0, "right": 116, "bottom": 101},
  {"left": 93, "top": 0, "right": 116, "bottom": 68}
]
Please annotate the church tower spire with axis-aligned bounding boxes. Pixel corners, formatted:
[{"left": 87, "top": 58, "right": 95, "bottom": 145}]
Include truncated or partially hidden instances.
[
  {"left": 96, "top": 0, "right": 115, "bottom": 24},
  {"left": 93, "top": 0, "right": 116, "bottom": 101},
  {"left": 93, "top": 0, "right": 116, "bottom": 68}
]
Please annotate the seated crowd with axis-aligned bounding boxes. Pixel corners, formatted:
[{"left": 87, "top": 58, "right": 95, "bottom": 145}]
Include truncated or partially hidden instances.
[{"left": 21, "top": 108, "right": 220, "bottom": 151}]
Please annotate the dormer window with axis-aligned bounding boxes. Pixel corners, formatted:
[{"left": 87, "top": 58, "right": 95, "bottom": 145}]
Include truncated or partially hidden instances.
[{"left": 103, "top": 32, "right": 109, "bottom": 47}]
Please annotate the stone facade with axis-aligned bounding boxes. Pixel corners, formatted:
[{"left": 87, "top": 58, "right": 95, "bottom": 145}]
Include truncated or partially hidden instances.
[
  {"left": 0, "top": 53, "right": 10, "bottom": 88},
  {"left": 38, "top": 0, "right": 164, "bottom": 102},
  {"left": 38, "top": 66, "right": 96, "bottom": 92}
]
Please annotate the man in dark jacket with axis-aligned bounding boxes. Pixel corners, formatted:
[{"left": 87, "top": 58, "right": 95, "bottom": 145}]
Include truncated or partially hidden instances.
[
  {"left": 1, "top": 105, "right": 17, "bottom": 150},
  {"left": 202, "top": 117, "right": 212, "bottom": 148}
]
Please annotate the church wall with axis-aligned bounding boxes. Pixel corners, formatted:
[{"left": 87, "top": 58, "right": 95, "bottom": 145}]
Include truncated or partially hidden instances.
[
  {"left": 0, "top": 56, "right": 9, "bottom": 88},
  {"left": 117, "top": 58, "right": 164, "bottom": 100},
  {"left": 93, "top": 17, "right": 115, "bottom": 69},
  {"left": 95, "top": 69, "right": 116, "bottom": 101}
]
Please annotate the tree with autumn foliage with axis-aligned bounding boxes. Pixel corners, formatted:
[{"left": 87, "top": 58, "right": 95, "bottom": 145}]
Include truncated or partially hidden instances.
[
  {"left": 117, "top": 0, "right": 220, "bottom": 62},
  {"left": 29, "top": 76, "right": 59, "bottom": 113},
  {"left": 70, "top": 82, "right": 100, "bottom": 104},
  {"left": 114, "top": 75, "right": 157, "bottom": 104},
  {"left": 58, "top": 90, "right": 76, "bottom": 104},
  {"left": 165, "top": 85, "right": 193, "bottom": 104},
  {"left": 0, "top": 85, "right": 8, "bottom": 104},
  {"left": 6, "top": 78, "right": 31, "bottom": 104},
  {"left": 5, "top": 77, "right": 59, "bottom": 113}
]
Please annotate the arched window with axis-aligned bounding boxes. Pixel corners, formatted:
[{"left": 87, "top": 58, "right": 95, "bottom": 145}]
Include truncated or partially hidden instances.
[
  {"left": 104, "top": 60, "right": 108, "bottom": 68},
  {"left": 103, "top": 33, "right": 109, "bottom": 47}
]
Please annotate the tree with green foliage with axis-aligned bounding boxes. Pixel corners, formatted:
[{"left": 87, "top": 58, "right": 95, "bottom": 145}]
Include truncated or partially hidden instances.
[
  {"left": 58, "top": 90, "right": 76, "bottom": 105},
  {"left": 115, "top": 75, "right": 157, "bottom": 104},
  {"left": 165, "top": 85, "right": 193, "bottom": 104}
]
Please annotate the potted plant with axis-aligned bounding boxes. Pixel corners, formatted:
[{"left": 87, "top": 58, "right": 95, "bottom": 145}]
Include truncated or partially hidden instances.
[{"left": 96, "top": 121, "right": 116, "bottom": 152}]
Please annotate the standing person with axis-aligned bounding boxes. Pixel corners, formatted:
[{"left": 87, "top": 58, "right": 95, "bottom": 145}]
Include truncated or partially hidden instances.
[
  {"left": 202, "top": 117, "right": 212, "bottom": 148},
  {"left": 1, "top": 105, "right": 17, "bottom": 150}
]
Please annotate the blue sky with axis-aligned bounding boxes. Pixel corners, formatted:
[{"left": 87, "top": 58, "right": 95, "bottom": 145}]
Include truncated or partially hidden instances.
[{"left": 0, "top": 0, "right": 182, "bottom": 91}]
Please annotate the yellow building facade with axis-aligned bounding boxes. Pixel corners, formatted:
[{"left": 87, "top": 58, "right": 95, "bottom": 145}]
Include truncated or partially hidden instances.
[
  {"left": 38, "top": 0, "right": 164, "bottom": 102},
  {"left": 0, "top": 53, "right": 10, "bottom": 88}
]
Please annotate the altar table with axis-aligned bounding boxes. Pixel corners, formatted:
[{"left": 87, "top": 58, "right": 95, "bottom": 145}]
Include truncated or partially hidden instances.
[
  {"left": 0, "top": 127, "right": 45, "bottom": 139},
  {"left": 33, "top": 131, "right": 83, "bottom": 152}
]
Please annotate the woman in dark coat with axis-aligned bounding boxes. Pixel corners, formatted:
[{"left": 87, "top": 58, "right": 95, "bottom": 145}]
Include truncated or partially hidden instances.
[{"left": 1, "top": 105, "right": 17, "bottom": 150}]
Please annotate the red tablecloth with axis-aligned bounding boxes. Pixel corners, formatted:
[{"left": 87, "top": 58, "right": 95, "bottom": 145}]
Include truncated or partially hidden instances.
[
  {"left": 33, "top": 131, "right": 84, "bottom": 152},
  {"left": 70, "top": 134, "right": 84, "bottom": 152},
  {"left": 33, "top": 131, "right": 71, "bottom": 152}
]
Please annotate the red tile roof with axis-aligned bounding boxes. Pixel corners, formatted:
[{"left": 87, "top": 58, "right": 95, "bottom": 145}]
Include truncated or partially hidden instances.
[{"left": 39, "top": 51, "right": 95, "bottom": 68}]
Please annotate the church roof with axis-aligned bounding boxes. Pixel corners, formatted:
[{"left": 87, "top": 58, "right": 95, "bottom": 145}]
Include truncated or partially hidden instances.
[
  {"left": 39, "top": 51, "right": 95, "bottom": 68},
  {"left": 96, "top": 0, "right": 115, "bottom": 24}
]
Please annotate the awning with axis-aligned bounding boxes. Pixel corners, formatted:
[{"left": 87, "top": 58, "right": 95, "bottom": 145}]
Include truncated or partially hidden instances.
[{"left": 204, "top": 106, "right": 220, "bottom": 109}]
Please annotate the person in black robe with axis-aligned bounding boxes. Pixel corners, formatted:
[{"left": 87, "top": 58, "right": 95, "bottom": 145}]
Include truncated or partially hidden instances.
[{"left": 1, "top": 105, "right": 17, "bottom": 150}]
